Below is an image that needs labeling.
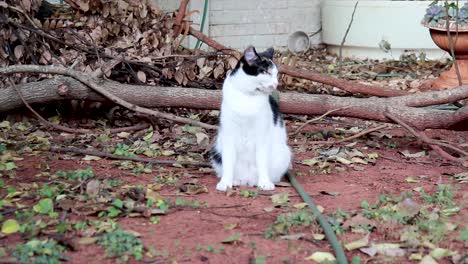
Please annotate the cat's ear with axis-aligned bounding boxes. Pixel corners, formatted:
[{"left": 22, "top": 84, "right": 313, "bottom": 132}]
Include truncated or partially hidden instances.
[
  {"left": 264, "top": 47, "right": 274, "bottom": 59},
  {"left": 243, "top": 46, "right": 258, "bottom": 65}
]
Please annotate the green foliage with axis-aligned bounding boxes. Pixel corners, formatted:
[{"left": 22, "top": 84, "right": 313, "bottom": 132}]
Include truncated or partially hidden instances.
[
  {"left": 0, "top": 143, "right": 17, "bottom": 172},
  {"left": 98, "top": 229, "right": 143, "bottom": 260},
  {"left": 33, "top": 198, "right": 55, "bottom": 216},
  {"left": 156, "top": 199, "right": 169, "bottom": 212},
  {"left": 357, "top": 186, "right": 459, "bottom": 245},
  {"left": 54, "top": 167, "right": 95, "bottom": 181},
  {"left": 239, "top": 189, "right": 258, "bottom": 198},
  {"left": 459, "top": 226, "right": 468, "bottom": 241},
  {"left": 175, "top": 197, "right": 200, "bottom": 208},
  {"left": 113, "top": 143, "right": 136, "bottom": 157},
  {"left": 153, "top": 175, "right": 180, "bottom": 185},
  {"left": 420, "top": 184, "right": 456, "bottom": 208},
  {"left": 264, "top": 210, "right": 316, "bottom": 238},
  {"left": 13, "top": 239, "right": 65, "bottom": 264},
  {"left": 423, "top": 1, "right": 468, "bottom": 26}
]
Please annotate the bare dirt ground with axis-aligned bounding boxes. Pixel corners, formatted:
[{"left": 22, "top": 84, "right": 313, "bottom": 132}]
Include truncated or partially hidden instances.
[{"left": 1, "top": 115, "right": 466, "bottom": 264}]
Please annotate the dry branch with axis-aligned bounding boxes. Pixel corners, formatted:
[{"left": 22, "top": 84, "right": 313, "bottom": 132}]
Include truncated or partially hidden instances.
[
  {"left": 0, "top": 72, "right": 467, "bottom": 131},
  {"left": 187, "top": 27, "right": 408, "bottom": 97},
  {"left": 50, "top": 146, "right": 210, "bottom": 167},
  {"left": 1, "top": 65, "right": 217, "bottom": 131}
]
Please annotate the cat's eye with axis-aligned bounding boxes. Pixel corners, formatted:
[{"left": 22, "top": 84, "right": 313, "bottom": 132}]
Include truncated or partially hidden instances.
[{"left": 260, "top": 69, "right": 271, "bottom": 75}]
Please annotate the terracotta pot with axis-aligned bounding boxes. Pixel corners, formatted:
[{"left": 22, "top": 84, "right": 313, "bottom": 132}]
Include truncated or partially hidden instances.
[{"left": 428, "top": 27, "right": 468, "bottom": 90}]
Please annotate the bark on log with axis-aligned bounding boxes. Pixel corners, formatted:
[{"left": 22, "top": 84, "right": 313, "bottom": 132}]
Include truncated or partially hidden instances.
[{"left": 1, "top": 77, "right": 467, "bottom": 130}]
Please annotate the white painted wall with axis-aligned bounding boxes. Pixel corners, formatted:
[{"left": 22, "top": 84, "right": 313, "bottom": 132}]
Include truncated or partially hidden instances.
[{"left": 322, "top": 1, "right": 453, "bottom": 59}]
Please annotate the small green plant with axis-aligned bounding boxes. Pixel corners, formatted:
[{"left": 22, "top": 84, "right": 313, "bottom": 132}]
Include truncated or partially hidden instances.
[
  {"left": 264, "top": 210, "right": 316, "bottom": 238},
  {"left": 156, "top": 199, "right": 170, "bottom": 212},
  {"left": 154, "top": 175, "right": 180, "bottom": 185},
  {"left": 150, "top": 216, "right": 160, "bottom": 224},
  {"left": 420, "top": 184, "right": 456, "bottom": 208},
  {"left": 195, "top": 244, "right": 224, "bottom": 254},
  {"left": 98, "top": 229, "right": 144, "bottom": 260},
  {"left": 239, "top": 189, "right": 258, "bottom": 198},
  {"left": 13, "top": 239, "right": 66, "bottom": 264},
  {"left": 106, "top": 179, "right": 123, "bottom": 187},
  {"left": 0, "top": 143, "right": 17, "bottom": 172},
  {"left": 423, "top": 1, "right": 468, "bottom": 27},
  {"left": 175, "top": 197, "right": 200, "bottom": 208},
  {"left": 98, "top": 199, "right": 124, "bottom": 218},
  {"left": 73, "top": 220, "right": 88, "bottom": 230},
  {"left": 132, "top": 164, "right": 152, "bottom": 175},
  {"left": 113, "top": 143, "right": 135, "bottom": 157},
  {"left": 54, "top": 167, "right": 95, "bottom": 181}
]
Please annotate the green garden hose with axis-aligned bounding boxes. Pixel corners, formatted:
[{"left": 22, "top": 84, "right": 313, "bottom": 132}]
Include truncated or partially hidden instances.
[
  {"left": 195, "top": 0, "right": 209, "bottom": 49},
  {"left": 287, "top": 172, "right": 349, "bottom": 264}
]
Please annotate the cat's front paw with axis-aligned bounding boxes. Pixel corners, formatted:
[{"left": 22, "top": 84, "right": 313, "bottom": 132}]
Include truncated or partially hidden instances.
[
  {"left": 216, "top": 180, "right": 232, "bottom": 192},
  {"left": 258, "top": 180, "right": 275, "bottom": 191}
]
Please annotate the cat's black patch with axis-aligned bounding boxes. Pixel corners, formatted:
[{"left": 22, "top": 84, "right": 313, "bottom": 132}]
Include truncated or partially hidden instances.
[
  {"left": 209, "top": 147, "right": 222, "bottom": 165},
  {"left": 232, "top": 57, "right": 273, "bottom": 76},
  {"left": 231, "top": 47, "right": 275, "bottom": 77},
  {"left": 268, "top": 95, "right": 283, "bottom": 126}
]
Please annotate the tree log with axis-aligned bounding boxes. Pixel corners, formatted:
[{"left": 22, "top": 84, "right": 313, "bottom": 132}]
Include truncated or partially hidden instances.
[{"left": 1, "top": 76, "right": 466, "bottom": 130}]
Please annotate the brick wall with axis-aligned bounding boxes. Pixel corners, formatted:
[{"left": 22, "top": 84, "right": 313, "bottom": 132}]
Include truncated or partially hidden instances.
[
  {"left": 152, "top": 0, "right": 321, "bottom": 51},
  {"left": 209, "top": 0, "right": 321, "bottom": 51}
]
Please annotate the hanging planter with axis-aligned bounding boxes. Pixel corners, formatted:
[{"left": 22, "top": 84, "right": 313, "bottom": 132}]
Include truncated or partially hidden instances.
[{"left": 422, "top": 1, "right": 468, "bottom": 90}]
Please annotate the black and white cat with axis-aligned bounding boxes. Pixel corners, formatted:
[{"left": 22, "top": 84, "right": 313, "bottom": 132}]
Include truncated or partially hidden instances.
[{"left": 210, "top": 46, "right": 292, "bottom": 191}]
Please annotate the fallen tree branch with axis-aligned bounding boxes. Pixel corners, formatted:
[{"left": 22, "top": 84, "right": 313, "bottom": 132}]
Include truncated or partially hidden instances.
[
  {"left": 307, "top": 124, "right": 389, "bottom": 145},
  {"left": 187, "top": 27, "right": 408, "bottom": 97},
  {"left": 10, "top": 79, "right": 150, "bottom": 135},
  {"left": 8, "top": 78, "right": 92, "bottom": 134},
  {"left": 290, "top": 106, "right": 352, "bottom": 136},
  {"left": 8, "top": 79, "right": 150, "bottom": 135},
  {"left": 1, "top": 65, "right": 217, "bottom": 130},
  {"left": 384, "top": 112, "right": 466, "bottom": 162},
  {"left": 50, "top": 146, "right": 211, "bottom": 167},
  {"left": 1, "top": 74, "right": 467, "bottom": 130}
]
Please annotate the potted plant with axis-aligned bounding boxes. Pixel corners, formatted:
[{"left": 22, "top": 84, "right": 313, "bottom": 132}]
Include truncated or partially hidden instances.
[{"left": 422, "top": 1, "right": 468, "bottom": 89}]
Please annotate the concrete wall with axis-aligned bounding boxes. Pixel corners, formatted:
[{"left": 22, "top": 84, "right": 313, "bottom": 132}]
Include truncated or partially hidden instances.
[
  {"left": 209, "top": 0, "right": 321, "bottom": 51},
  {"left": 153, "top": 0, "right": 322, "bottom": 51}
]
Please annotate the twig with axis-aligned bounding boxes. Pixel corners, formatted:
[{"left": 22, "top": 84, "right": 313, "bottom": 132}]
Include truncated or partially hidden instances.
[
  {"left": 290, "top": 106, "right": 352, "bottom": 136},
  {"left": 444, "top": 1, "right": 463, "bottom": 86},
  {"left": 7, "top": 5, "right": 38, "bottom": 29},
  {"left": 338, "top": 1, "right": 359, "bottom": 76},
  {"left": 50, "top": 146, "right": 211, "bottom": 167},
  {"left": 109, "top": 123, "right": 150, "bottom": 134},
  {"left": 2, "top": 65, "right": 217, "bottom": 130},
  {"left": 384, "top": 112, "right": 465, "bottom": 163},
  {"left": 380, "top": 155, "right": 432, "bottom": 165},
  {"left": 306, "top": 124, "right": 388, "bottom": 145},
  {"left": 207, "top": 211, "right": 267, "bottom": 218},
  {"left": 189, "top": 27, "right": 239, "bottom": 56}
]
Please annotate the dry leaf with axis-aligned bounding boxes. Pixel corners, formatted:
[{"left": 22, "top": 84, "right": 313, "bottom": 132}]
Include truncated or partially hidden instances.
[
  {"left": 137, "top": 71, "right": 146, "bottom": 83},
  {"left": 14, "top": 45, "right": 24, "bottom": 60},
  {"left": 342, "top": 214, "right": 377, "bottom": 230},
  {"left": 175, "top": 71, "right": 184, "bottom": 84}
]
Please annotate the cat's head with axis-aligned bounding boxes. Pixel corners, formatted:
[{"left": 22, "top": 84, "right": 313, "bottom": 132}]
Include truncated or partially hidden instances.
[{"left": 232, "top": 46, "right": 279, "bottom": 95}]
